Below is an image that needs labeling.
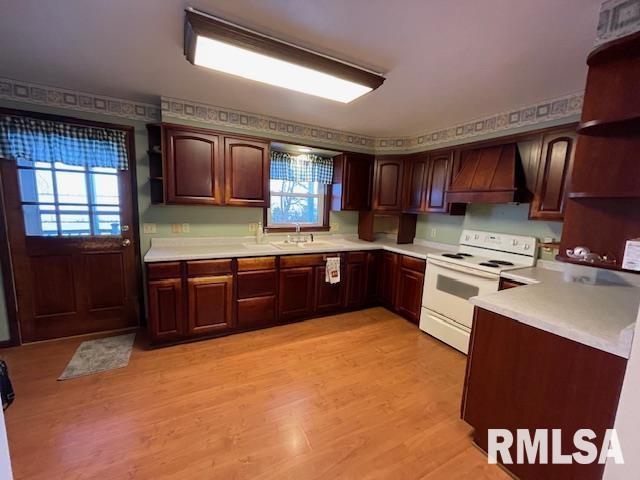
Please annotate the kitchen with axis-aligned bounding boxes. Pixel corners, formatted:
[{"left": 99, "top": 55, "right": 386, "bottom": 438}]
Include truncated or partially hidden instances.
[{"left": 0, "top": 1, "right": 639, "bottom": 479}]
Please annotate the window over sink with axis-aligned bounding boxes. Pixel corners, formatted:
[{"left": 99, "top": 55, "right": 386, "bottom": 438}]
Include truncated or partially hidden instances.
[{"left": 266, "top": 179, "right": 327, "bottom": 229}]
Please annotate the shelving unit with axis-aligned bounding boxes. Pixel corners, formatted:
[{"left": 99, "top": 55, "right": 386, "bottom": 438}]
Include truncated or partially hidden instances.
[
  {"left": 146, "top": 124, "right": 165, "bottom": 204},
  {"left": 559, "top": 32, "right": 640, "bottom": 272}
]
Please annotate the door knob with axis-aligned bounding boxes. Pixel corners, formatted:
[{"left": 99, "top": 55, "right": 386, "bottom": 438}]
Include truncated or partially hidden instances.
[{"left": 122, "top": 238, "right": 131, "bottom": 247}]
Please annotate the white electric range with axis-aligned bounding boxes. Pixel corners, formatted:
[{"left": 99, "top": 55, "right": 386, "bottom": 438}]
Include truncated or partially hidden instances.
[{"left": 420, "top": 230, "right": 538, "bottom": 354}]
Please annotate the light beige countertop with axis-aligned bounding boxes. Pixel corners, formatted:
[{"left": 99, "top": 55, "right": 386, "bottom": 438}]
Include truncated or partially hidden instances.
[
  {"left": 475, "top": 263, "right": 640, "bottom": 358},
  {"left": 143, "top": 234, "right": 453, "bottom": 263}
]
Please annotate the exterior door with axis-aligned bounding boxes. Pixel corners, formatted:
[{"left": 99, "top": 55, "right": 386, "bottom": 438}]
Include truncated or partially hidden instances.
[{"left": 0, "top": 128, "right": 140, "bottom": 342}]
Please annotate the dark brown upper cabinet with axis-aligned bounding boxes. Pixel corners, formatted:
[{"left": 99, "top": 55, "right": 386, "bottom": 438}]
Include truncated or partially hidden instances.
[
  {"left": 372, "top": 155, "right": 404, "bottom": 212},
  {"left": 529, "top": 130, "right": 576, "bottom": 221},
  {"left": 164, "top": 127, "right": 222, "bottom": 205},
  {"left": 331, "top": 153, "right": 374, "bottom": 211},
  {"left": 224, "top": 137, "right": 270, "bottom": 207},
  {"left": 403, "top": 150, "right": 455, "bottom": 214}
]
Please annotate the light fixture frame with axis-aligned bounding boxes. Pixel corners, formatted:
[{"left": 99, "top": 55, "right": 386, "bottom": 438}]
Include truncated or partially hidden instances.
[{"left": 184, "top": 8, "right": 385, "bottom": 96}]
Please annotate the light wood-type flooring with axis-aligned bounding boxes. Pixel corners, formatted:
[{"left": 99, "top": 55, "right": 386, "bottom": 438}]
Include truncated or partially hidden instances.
[{"left": 1, "top": 307, "right": 509, "bottom": 479}]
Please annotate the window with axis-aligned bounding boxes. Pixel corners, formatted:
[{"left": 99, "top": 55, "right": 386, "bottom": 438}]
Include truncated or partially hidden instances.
[
  {"left": 267, "top": 179, "right": 326, "bottom": 228},
  {"left": 17, "top": 159, "right": 121, "bottom": 236}
]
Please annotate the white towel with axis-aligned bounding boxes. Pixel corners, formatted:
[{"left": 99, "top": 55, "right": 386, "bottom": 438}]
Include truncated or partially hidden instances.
[{"left": 325, "top": 257, "right": 341, "bottom": 284}]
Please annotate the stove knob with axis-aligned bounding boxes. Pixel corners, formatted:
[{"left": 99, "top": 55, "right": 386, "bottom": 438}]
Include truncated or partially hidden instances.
[
  {"left": 474, "top": 234, "right": 479, "bottom": 240},
  {"left": 512, "top": 239, "right": 518, "bottom": 246},
  {"left": 464, "top": 235, "right": 470, "bottom": 241},
  {"left": 524, "top": 244, "right": 530, "bottom": 250}
]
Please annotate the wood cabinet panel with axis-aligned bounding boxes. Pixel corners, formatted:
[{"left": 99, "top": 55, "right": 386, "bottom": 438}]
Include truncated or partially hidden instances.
[
  {"left": 278, "top": 267, "right": 315, "bottom": 320},
  {"left": 530, "top": 130, "right": 576, "bottom": 220},
  {"left": 237, "top": 270, "right": 277, "bottom": 299},
  {"left": 498, "top": 278, "right": 525, "bottom": 290},
  {"left": 346, "top": 262, "right": 367, "bottom": 308},
  {"left": 372, "top": 156, "right": 404, "bottom": 212},
  {"left": 165, "top": 128, "right": 221, "bottom": 204},
  {"left": 395, "top": 266, "right": 424, "bottom": 324},
  {"left": 186, "top": 275, "right": 233, "bottom": 335},
  {"left": 147, "top": 262, "right": 182, "bottom": 280},
  {"left": 331, "top": 153, "right": 374, "bottom": 211},
  {"left": 462, "top": 307, "right": 627, "bottom": 480},
  {"left": 237, "top": 256, "right": 276, "bottom": 271},
  {"left": 224, "top": 137, "right": 269, "bottom": 206},
  {"left": 347, "top": 251, "right": 366, "bottom": 264},
  {"left": 280, "top": 254, "right": 325, "bottom": 268},
  {"left": 378, "top": 252, "right": 398, "bottom": 306},
  {"left": 400, "top": 255, "right": 426, "bottom": 273},
  {"left": 237, "top": 296, "right": 276, "bottom": 329},
  {"left": 403, "top": 154, "right": 429, "bottom": 213},
  {"left": 366, "top": 251, "right": 381, "bottom": 303},
  {"left": 315, "top": 266, "right": 345, "bottom": 313},
  {"left": 148, "top": 278, "right": 184, "bottom": 342},
  {"left": 186, "top": 259, "right": 232, "bottom": 277},
  {"left": 425, "top": 151, "right": 451, "bottom": 212}
]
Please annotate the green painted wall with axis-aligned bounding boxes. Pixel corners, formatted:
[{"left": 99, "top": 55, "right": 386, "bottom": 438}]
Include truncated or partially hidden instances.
[{"left": 415, "top": 203, "right": 563, "bottom": 260}]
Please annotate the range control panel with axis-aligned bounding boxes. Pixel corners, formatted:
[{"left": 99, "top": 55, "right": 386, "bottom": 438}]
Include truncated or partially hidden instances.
[{"left": 459, "top": 230, "right": 538, "bottom": 257}]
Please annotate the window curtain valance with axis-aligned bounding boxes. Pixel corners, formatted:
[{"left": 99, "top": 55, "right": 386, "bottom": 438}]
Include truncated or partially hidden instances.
[
  {"left": 0, "top": 115, "right": 129, "bottom": 170},
  {"left": 270, "top": 151, "right": 333, "bottom": 184}
]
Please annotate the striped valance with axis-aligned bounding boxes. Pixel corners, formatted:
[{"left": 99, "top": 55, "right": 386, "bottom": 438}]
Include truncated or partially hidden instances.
[
  {"left": 270, "top": 151, "right": 333, "bottom": 184},
  {"left": 0, "top": 115, "right": 129, "bottom": 170}
]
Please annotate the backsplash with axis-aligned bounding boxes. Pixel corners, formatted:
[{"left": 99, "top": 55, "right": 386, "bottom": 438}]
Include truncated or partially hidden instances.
[{"left": 415, "top": 204, "right": 563, "bottom": 260}]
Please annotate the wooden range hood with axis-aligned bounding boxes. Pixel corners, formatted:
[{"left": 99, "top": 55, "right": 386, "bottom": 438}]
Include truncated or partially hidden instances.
[{"left": 446, "top": 143, "right": 526, "bottom": 204}]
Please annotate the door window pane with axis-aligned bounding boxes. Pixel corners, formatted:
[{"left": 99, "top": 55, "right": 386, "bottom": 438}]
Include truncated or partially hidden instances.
[
  {"left": 56, "top": 171, "right": 88, "bottom": 204},
  {"left": 17, "top": 163, "right": 122, "bottom": 237}
]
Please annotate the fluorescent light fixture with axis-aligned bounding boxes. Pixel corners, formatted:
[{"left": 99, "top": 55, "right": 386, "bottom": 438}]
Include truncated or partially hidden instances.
[
  {"left": 184, "top": 9, "right": 385, "bottom": 103},
  {"left": 298, "top": 147, "right": 312, "bottom": 152}
]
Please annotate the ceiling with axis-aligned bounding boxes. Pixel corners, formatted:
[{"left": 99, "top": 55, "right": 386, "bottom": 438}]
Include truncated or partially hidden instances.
[{"left": 0, "top": 0, "right": 601, "bottom": 137}]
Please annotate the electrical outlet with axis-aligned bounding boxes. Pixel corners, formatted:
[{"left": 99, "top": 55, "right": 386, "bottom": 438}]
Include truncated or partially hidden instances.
[
  {"left": 143, "top": 223, "right": 157, "bottom": 234},
  {"left": 331, "top": 222, "right": 340, "bottom": 232},
  {"left": 171, "top": 223, "right": 181, "bottom": 233},
  {"left": 181, "top": 223, "right": 190, "bottom": 233},
  {"left": 248, "top": 223, "right": 258, "bottom": 232},
  {"left": 430, "top": 228, "right": 437, "bottom": 238}
]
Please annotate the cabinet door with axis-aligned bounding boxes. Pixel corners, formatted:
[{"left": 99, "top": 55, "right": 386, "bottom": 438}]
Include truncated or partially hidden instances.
[
  {"left": 315, "top": 265, "right": 346, "bottom": 313},
  {"left": 372, "top": 156, "right": 404, "bottom": 212},
  {"left": 395, "top": 268, "right": 425, "bottom": 324},
  {"left": 341, "top": 153, "right": 374, "bottom": 210},
  {"left": 186, "top": 275, "right": 233, "bottom": 335},
  {"left": 529, "top": 131, "right": 576, "bottom": 220},
  {"left": 403, "top": 154, "right": 429, "bottom": 213},
  {"left": 346, "top": 262, "right": 367, "bottom": 308},
  {"left": 365, "top": 251, "right": 381, "bottom": 304},
  {"left": 224, "top": 137, "right": 270, "bottom": 207},
  {"left": 378, "top": 252, "right": 398, "bottom": 306},
  {"left": 279, "top": 267, "right": 315, "bottom": 321},
  {"left": 164, "top": 128, "right": 221, "bottom": 204},
  {"left": 425, "top": 151, "right": 453, "bottom": 212},
  {"left": 148, "top": 278, "right": 184, "bottom": 342}
]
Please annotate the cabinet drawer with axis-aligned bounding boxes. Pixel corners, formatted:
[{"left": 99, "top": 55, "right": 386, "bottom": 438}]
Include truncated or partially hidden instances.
[
  {"left": 237, "top": 256, "right": 276, "bottom": 271},
  {"left": 237, "top": 270, "right": 277, "bottom": 298},
  {"left": 147, "top": 262, "right": 182, "bottom": 280},
  {"left": 237, "top": 296, "right": 276, "bottom": 329},
  {"left": 347, "top": 251, "right": 367, "bottom": 263},
  {"left": 186, "top": 259, "right": 232, "bottom": 277},
  {"left": 401, "top": 255, "right": 426, "bottom": 273},
  {"left": 280, "top": 254, "right": 326, "bottom": 268}
]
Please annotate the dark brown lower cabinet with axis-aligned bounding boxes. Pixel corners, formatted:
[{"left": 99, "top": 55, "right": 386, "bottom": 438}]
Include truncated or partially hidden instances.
[
  {"left": 315, "top": 265, "right": 346, "bottom": 313},
  {"left": 395, "top": 268, "right": 424, "bottom": 324},
  {"left": 278, "top": 266, "right": 315, "bottom": 321},
  {"left": 346, "top": 261, "right": 367, "bottom": 308},
  {"left": 147, "top": 249, "right": 423, "bottom": 345},
  {"left": 186, "top": 275, "right": 234, "bottom": 335},
  {"left": 462, "top": 307, "right": 627, "bottom": 480},
  {"left": 378, "top": 252, "right": 399, "bottom": 306},
  {"left": 147, "top": 277, "right": 184, "bottom": 342}
]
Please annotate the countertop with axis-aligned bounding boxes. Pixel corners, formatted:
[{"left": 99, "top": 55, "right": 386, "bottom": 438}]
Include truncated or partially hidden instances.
[
  {"left": 475, "top": 263, "right": 640, "bottom": 358},
  {"left": 143, "top": 235, "right": 453, "bottom": 263}
]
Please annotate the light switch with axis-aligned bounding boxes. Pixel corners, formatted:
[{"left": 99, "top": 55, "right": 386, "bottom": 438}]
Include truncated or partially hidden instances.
[
  {"left": 331, "top": 222, "right": 340, "bottom": 232},
  {"left": 430, "top": 228, "right": 437, "bottom": 238},
  {"left": 182, "top": 223, "right": 190, "bottom": 233},
  {"left": 143, "top": 223, "right": 157, "bottom": 234},
  {"left": 171, "top": 224, "right": 181, "bottom": 233},
  {"left": 248, "top": 223, "right": 258, "bottom": 232}
]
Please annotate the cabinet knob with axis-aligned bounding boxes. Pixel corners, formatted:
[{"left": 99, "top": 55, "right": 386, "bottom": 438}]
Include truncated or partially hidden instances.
[{"left": 122, "top": 238, "right": 131, "bottom": 247}]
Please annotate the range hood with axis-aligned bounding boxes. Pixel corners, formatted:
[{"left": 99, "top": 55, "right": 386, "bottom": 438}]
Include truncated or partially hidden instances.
[{"left": 446, "top": 143, "right": 526, "bottom": 204}]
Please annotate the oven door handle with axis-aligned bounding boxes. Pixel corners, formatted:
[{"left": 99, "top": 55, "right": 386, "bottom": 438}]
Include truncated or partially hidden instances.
[{"left": 427, "top": 258, "right": 499, "bottom": 280}]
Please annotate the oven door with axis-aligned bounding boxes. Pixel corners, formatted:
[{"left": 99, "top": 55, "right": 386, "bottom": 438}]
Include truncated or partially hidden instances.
[{"left": 423, "top": 258, "right": 499, "bottom": 329}]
